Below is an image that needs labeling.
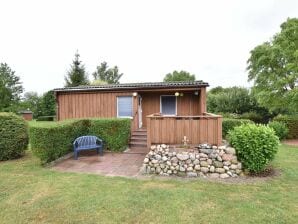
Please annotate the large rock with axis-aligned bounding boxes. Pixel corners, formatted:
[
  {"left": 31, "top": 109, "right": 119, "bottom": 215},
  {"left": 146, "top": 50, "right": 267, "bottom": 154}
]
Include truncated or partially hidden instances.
[
  {"left": 209, "top": 166, "right": 215, "bottom": 173},
  {"left": 193, "top": 159, "right": 200, "bottom": 165},
  {"left": 177, "top": 153, "right": 189, "bottom": 161},
  {"left": 225, "top": 147, "right": 236, "bottom": 155},
  {"left": 187, "top": 172, "right": 198, "bottom": 177},
  {"left": 155, "top": 155, "right": 162, "bottom": 160},
  {"left": 213, "top": 161, "right": 223, "bottom": 168},
  {"left": 222, "top": 154, "right": 234, "bottom": 161},
  {"left": 187, "top": 167, "right": 193, "bottom": 172},
  {"left": 200, "top": 161, "right": 209, "bottom": 167},
  {"left": 194, "top": 165, "right": 201, "bottom": 171},
  {"left": 230, "top": 164, "right": 238, "bottom": 170},
  {"left": 201, "top": 167, "right": 209, "bottom": 173},
  {"left": 162, "top": 156, "right": 168, "bottom": 162},
  {"left": 151, "top": 159, "right": 158, "bottom": 164},
  {"left": 179, "top": 166, "right": 186, "bottom": 172},
  {"left": 171, "top": 157, "right": 178, "bottom": 164},
  {"left": 215, "top": 168, "right": 225, "bottom": 174},
  {"left": 220, "top": 173, "right": 229, "bottom": 179},
  {"left": 200, "top": 148, "right": 213, "bottom": 154},
  {"left": 144, "top": 158, "right": 149, "bottom": 163}
]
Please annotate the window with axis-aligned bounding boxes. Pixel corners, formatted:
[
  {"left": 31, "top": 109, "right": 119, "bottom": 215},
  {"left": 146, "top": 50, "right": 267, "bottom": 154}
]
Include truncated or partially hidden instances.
[
  {"left": 160, "top": 95, "right": 176, "bottom": 115},
  {"left": 117, "top": 96, "right": 133, "bottom": 118}
]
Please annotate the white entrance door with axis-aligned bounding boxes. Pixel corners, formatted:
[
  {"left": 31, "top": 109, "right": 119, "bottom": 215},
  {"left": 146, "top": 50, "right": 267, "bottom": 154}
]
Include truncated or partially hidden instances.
[{"left": 138, "top": 96, "right": 142, "bottom": 128}]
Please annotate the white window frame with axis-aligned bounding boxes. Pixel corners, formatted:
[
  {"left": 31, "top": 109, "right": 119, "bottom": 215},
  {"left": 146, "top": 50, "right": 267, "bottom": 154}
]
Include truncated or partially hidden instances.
[
  {"left": 117, "top": 96, "right": 133, "bottom": 119},
  {"left": 160, "top": 95, "right": 177, "bottom": 116}
]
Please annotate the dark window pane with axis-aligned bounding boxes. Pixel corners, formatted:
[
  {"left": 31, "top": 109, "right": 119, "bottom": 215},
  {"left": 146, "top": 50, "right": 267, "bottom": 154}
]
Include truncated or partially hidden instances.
[{"left": 161, "top": 96, "right": 176, "bottom": 115}]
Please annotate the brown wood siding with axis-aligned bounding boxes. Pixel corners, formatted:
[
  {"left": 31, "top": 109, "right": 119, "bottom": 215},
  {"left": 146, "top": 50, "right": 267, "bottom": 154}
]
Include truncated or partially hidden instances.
[
  {"left": 57, "top": 91, "right": 138, "bottom": 130},
  {"left": 146, "top": 115, "right": 222, "bottom": 146},
  {"left": 141, "top": 90, "right": 203, "bottom": 127}
]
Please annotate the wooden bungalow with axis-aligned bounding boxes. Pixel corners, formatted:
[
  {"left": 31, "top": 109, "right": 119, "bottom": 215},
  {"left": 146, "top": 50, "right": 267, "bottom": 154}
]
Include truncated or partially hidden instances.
[{"left": 54, "top": 81, "right": 222, "bottom": 149}]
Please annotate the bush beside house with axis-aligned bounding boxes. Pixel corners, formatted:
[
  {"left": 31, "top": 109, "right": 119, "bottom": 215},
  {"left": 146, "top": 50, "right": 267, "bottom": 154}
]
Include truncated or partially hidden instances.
[
  {"left": 29, "top": 118, "right": 131, "bottom": 164},
  {"left": 228, "top": 123, "right": 279, "bottom": 173},
  {"left": 0, "top": 113, "right": 29, "bottom": 161}
]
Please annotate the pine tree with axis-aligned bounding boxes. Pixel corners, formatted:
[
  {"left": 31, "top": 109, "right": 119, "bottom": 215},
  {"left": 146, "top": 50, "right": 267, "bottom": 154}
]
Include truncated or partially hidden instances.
[{"left": 64, "top": 51, "right": 89, "bottom": 87}]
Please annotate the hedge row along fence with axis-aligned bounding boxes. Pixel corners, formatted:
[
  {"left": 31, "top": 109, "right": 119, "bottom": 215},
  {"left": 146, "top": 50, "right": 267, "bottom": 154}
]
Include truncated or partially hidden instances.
[
  {"left": 274, "top": 115, "right": 298, "bottom": 139},
  {"left": 29, "top": 118, "right": 131, "bottom": 164}
]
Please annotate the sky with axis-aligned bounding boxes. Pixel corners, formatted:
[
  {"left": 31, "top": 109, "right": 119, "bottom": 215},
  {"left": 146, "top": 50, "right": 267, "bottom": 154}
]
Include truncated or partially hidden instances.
[{"left": 1, "top": 0, "right": 298, "bottom": 94}]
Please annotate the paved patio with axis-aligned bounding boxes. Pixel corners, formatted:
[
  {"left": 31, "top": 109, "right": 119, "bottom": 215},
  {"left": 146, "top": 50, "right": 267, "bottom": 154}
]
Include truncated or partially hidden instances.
[{"left": 53, "top": 149, "right": 147, "bottom": 177}]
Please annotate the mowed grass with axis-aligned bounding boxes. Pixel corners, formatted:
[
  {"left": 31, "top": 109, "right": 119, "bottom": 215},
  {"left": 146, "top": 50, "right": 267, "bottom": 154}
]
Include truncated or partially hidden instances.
[{"left": 0, "top": 145, "right": 297, "bottom": 224}]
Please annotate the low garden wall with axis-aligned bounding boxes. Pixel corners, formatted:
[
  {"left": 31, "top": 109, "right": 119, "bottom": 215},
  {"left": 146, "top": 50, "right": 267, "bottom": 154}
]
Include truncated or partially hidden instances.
[{"left": 141, "top": 144, "right": 243, "bottom": 178}]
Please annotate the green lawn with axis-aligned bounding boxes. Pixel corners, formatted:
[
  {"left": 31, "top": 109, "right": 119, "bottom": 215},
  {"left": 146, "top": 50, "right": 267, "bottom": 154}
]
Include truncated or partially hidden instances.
[{"left": 0, "top": 144, "right": 297, "bottom": 224}]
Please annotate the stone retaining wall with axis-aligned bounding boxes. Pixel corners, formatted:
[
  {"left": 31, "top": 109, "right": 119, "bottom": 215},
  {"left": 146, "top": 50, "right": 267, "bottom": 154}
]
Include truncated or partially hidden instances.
[{"left": 141, "top": 144, "right": 243, "bottom": 178}]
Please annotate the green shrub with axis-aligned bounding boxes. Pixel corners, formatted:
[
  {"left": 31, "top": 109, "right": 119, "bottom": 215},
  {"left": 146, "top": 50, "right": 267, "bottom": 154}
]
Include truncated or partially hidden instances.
[
  {"left": 222, "top": 118, "right": 253, "bottom": 138},
  {"left": 238, "top": 112, "right": 264, "bottom": 124},
  {"left": 36, "top": 115, "right": 56, "bottom": 121},
  {"left": 29, "top": 118, "right": 131, "bottom": 164},
  {"left": 274, "top": 115, "right": 298, "bottom": 139},
  {"left": 268, "top": 121, "right": 289, "bottom": 140},
  {"left": 228, "top": 123, "right": 279, "bottom": 173},
  {"left": 0, "top": 112, "right": 29, "bottom": 160}
]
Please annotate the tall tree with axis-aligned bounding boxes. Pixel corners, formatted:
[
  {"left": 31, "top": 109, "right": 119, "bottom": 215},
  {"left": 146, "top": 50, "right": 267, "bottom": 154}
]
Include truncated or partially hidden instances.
[
  {"left": 163, "top": 70, "right": 196, "bottom": 82},
  {"left": 40, "top": 90, "right": 56, "bottom": 116},
  {"left": 92, "top": 62, "right": 123, "bottom": 84},
  {"left": 247, "top": 18, "right": 298, "bottom": 113},
  {"left": 65, "top": 52, "right": 89, "bottom": 87},
  {"left": 0, "top": 63, "right": 23, "bottom": 111}
]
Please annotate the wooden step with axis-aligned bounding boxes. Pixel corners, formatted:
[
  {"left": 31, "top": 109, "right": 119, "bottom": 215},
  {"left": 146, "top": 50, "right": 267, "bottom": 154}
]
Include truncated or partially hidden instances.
[
  {"left": 129, "top": 141, "right": 147, "bottom": 147},
  {"left": 130, "top": 136, "right": 147, "bottom": 141}
]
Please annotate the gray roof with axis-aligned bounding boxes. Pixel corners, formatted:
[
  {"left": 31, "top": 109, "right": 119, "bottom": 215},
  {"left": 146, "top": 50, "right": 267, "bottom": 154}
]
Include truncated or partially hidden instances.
[{"left": 54, "top": 81, "right": 209, "bottom": 92}]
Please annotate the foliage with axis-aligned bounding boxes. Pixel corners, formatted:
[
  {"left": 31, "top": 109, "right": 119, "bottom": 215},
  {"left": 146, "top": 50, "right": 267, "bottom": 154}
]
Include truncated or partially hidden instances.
[
  {"left": 207, "top": 86, "right": 273, "bottom": 123},
  {"left": 247, "top": 18, "right": 298, "bottom": 113},
  {"left": 274, "top": 115, "right": 298, "bottom": 139},
  {"left": 268, "top": 121, "right": 289, "bottom": 140},
  {"left": 65, "top": 52, "right": 89, "bottom": 87},
  {"left": 90, "top": 79, "right": 108, "bottom": 85},
  {"left": 92, "top": 61, "right": 123, "bottom": 84},
  {"left": 39, "top": 90, "right": 56, "bottom": 116},
  {"left": 36, "top": 116, "right": 56, "bottom": 121},
  {"left": 18, "top": 92, "right": 42, "bottom": 118},
  {"left": 238, "top": 112, "right": 264, "bottom": 124},
  {"left": 222, "top": 118, "right": 253, "bottom": 137},
  {"left": 163, "top": 70, "right": 195, "bottom": 82},
  {"left": 208, "top": 87, "right": 254, "bottom": 114},
  {"left": 228, "top": 123, "right": 279, "bottom": 173},
  {"left": 29, "top": 118, "right": 131, "bottom": 164},
  {"left": 0, "top": 63, "right": 23, "bottom": 111},
  {"left": 0, "top": 112, "right": 28, "bottom": 160}
]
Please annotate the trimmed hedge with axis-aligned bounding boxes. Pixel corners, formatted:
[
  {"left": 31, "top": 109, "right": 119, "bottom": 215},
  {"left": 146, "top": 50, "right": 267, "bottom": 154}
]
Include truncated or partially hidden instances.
[
  {"left": 29, "top": 118, "right": 131, "bottom": 164},
  {"left": 274, "top": 115, "right": 298, "bottom": 139},
  {"left": 0, "top": 112, "right": 29, "bottom": 160},
  {"left": 228, "top": 123, "right": 279, "bottom": 173},
  {"left": 222, "top": 118, "right": 253, "bottom": 138}
]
